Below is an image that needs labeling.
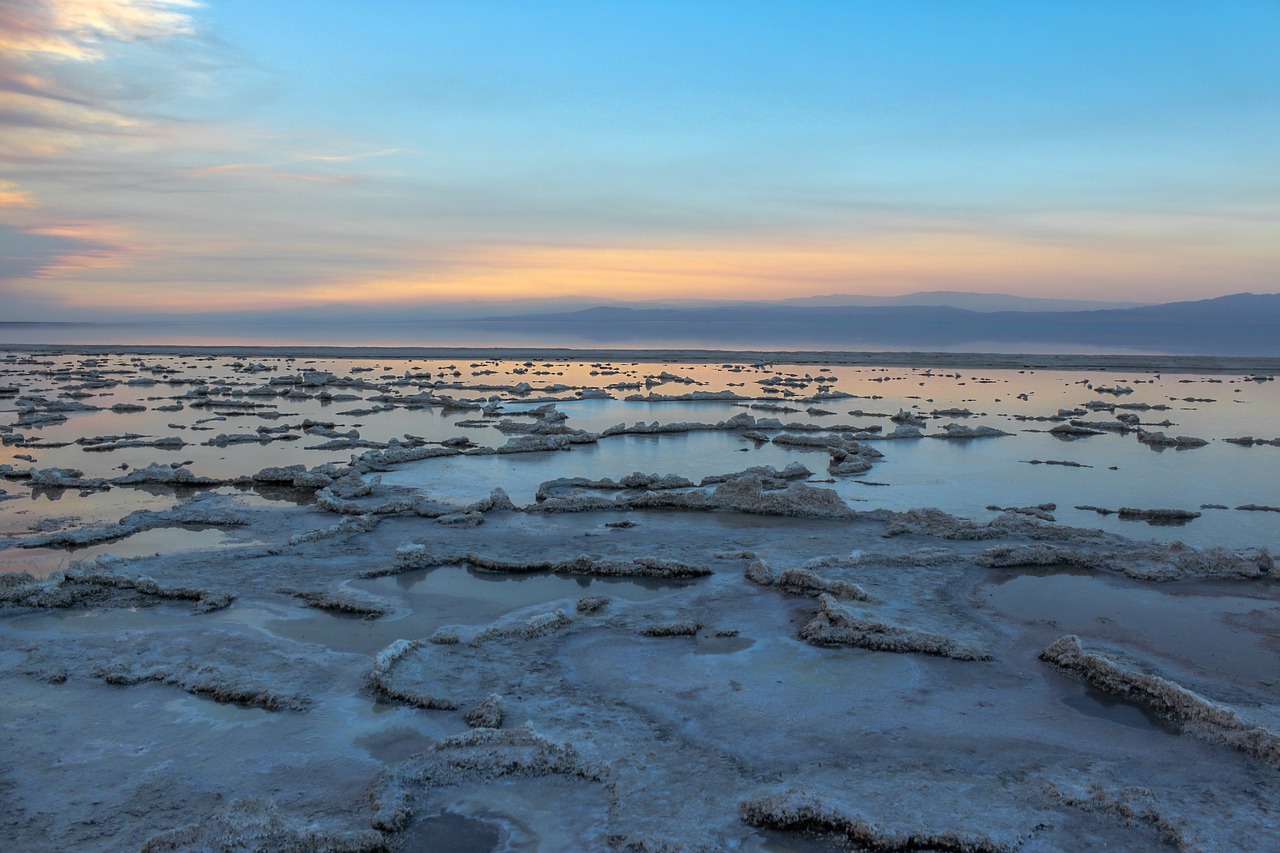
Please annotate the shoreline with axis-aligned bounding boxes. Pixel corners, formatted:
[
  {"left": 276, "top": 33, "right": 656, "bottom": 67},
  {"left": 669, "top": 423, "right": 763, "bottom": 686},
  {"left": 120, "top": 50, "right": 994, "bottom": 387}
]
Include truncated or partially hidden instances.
[{"left": 3, "top": 341, "right": 1280, "bottom": 374}]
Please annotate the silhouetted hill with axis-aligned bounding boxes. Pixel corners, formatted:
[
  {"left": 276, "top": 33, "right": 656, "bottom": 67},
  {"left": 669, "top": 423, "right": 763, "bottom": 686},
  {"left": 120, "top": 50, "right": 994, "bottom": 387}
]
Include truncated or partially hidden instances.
[{"left": 463, "top": 293, "right": 1280, "bottom": 355}]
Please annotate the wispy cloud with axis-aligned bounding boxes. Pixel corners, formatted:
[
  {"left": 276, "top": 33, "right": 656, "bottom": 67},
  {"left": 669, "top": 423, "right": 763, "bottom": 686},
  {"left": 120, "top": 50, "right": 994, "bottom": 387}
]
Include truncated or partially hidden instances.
[
  {"left": 0, "top": 181, "right": 39, "bottom": 208},
  {"left": 0, "top": 0, "right": 209, "bottom": 306},
  {"left": 0, "top": 0, "right": 199, "bottom": 61},
  {"left": 302, "top": 148, "right": 405, "bottom": 163}
]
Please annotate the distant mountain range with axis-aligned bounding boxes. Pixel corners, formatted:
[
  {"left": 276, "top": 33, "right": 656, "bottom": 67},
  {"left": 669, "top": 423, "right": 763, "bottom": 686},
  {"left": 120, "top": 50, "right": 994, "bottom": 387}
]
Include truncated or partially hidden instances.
[
  {"left": 458, "top": 292, "right": 1280, "bottom": 355},
  {"left": 755, "top": 291, "right": 1147, "bottom": 312},
  {"left": 5, "top": 291, "right": 1275, "bottom": 355}
]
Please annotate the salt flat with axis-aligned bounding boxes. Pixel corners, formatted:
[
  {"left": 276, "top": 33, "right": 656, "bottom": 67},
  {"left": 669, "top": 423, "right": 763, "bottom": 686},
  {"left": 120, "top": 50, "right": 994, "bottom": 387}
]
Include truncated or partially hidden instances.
[{"left": 1, "top": 347, "right": 1277, "bottom": 851}]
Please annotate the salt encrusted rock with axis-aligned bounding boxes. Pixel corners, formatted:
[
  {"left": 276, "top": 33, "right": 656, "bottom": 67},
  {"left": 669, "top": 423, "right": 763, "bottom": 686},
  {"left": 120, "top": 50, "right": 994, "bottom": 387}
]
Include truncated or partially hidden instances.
[
  {"left": 141, "top": 798, "right": 385, "bottom": 853},
  {"left": 532, "top": 474, "right": 856, "bottom": 519},
  {"left": 975, "top": 541, "right": 1271, "bottom": 581},
  {"left": 623, "top": 390, "right": 746, "bottom": 402},
  {"left": 367, "top": 639, "right": 455, "bottom": 710},
  {"left": 828, "top": 454, "right": 873, "bottom": 475},
  {"left": 91, "top": 658, "right": 310, "bottom": 712},
  {"left": 1137, "top": 430, "right": 1209, "bottom": 448},
  {"left": 930, "top": 423, "right": 1012, "bottom": 439},
  {"left": 371, "top": 725, "right": 602, "bottom": 832},
  {"left": 27, "top": 467, "right": 111, "bottom": 490},
  {"left": 600, "top": 411, "right": 759, "bottom": 437},
  {"left": 19, "top": 501, "right": 247, "bottom": 549},
  {"left": 744, "top": 559, "right": 775, "bottom": 587},
  {"left": 986, "top": 503, "right": 1057, "bottom": 521},
  {"left": 701, "top": 476, "right": 855, "bottom": 518},
  {"left": 1, "top": 566, "right": 233, "bottom": 613},
  {"left": 1116, "top": 507, "right": 1201, "bottom": 522},
  {"left": 699, "top": 462, "right": 812, "bottom": 485},
  {"left": 465, "top": 553, "right": 711, "bottom": 579},
  {"left": 277, "top": 586, "right": 387, "bottom": 618},
  {"left": 535, "top": 472, "right": 695, "bottom": 501},
  {"left": 882, "top": 507, "right": 1106, "bottom": 542},
  {"left": 744, "top": 558, "right": 868, "bottom": 600},
  {"left": 1039, "top": 635, "right": 1280, "bottom": 769},
  {"left": 81, "top": 435, "right": 187, "bottom": 452},
  {"left": 739, "top": 789, "right": 1019, "bottom": 853},
  {"left": 774, "top": 567, "right": 869, "bottom": 601},
  {"left": 462, "top": 693, "right": 506, "bottom": 729},
  {"left": 1049, "top": 423, "right": 1107, "bottom": 437},
  {"left": 114, "top": 463, "right": 226, "bottom": 486},
  {"left": 472, "top": 434, "right": 577, "bottom": 454},
  {"left": 575, "top": 595, "right": 610, "bottom": 614},
  {"left": 1225, "top": 436, "right": 1280, "bottom": 446},
  {"left": 350, "top": 442, "right": 460, "bottom": 472},
  {"left": 288, "top": 513, "right": 379, "bottom": 545},
  {"left": 799, "top": 595, "right": 990, "bottom": 660}
]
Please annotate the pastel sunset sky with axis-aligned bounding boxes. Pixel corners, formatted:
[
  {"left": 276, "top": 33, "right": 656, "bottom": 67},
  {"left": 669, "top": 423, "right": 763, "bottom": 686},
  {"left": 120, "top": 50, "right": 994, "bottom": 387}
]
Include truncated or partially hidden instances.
[{"left": 1, "top": 1, "right": 1276, "bottom": 319}]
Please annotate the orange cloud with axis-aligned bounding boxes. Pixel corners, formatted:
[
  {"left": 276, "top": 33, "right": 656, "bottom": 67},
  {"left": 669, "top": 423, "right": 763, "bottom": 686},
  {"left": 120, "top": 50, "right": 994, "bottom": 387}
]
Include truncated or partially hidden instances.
[
  {"left": 187, "top": 163, "right": 358, "bottom": 184},
  {"left": 0, "top": 181, "right": 38, "bottom": 208},
  {"left": 302, "top": 148, "right": 405, "bottom": 163},
  {"left": 288, "top": 233, "right": 1160, "bottom": 306},
  {"left": 0, "top": 0, "right": 198, "bottom": 61}
]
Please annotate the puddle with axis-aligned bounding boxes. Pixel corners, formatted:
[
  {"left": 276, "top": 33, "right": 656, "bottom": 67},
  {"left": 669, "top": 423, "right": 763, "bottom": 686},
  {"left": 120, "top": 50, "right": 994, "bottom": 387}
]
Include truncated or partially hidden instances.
[
  {"left": 756, "top": 830, "right": 850, "bottom": 853},
  {"left": 163, "top": 693, "right": 274, "bottom": 729},
  {"left": 398, "top": 812, "right": 504, "bottom": 852},
  {"left": 1, "top": 527, "right": 254, "bottom": 579},
  {"left": 693, "top": 634, "right": 756, "bottom": 655},
  {"left": 0, "top": 545, "right": 77, "bottom": 578},
  {"left": 1044, "top": 670, "right": 1180, "bottom": 735},
  {"left": 269, "top": 566, "right": 687, "bottom": 655},
  {"left": 8, "top": 602, "right": 196, "bottom": 634},
  {"left": 356, "top": 726, "right": 437, "bottom": 763},
  {"left": 986, "top": 573, "right": 1280, "bottom": 683},
  {"left": 69, "top": 526, "right": 247, "bottom": 561}
]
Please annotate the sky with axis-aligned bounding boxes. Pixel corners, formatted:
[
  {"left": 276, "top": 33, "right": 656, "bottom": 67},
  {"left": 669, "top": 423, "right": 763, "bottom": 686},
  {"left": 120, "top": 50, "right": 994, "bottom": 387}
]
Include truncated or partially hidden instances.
[{"left": 0, "top": 0, "right": 1277, "bottom": 320}]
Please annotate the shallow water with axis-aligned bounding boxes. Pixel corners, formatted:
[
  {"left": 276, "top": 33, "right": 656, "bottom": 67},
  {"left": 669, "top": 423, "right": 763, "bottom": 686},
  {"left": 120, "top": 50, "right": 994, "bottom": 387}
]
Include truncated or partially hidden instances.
[
  {"left": 983, "top": 571, "right": 1280, "bottom": 684},
  {"left": 268, "top": 567, "right": 690, "bottom": 656},
  {"left": 4, "top": 352, "right": 1278, "bottom": 563}
]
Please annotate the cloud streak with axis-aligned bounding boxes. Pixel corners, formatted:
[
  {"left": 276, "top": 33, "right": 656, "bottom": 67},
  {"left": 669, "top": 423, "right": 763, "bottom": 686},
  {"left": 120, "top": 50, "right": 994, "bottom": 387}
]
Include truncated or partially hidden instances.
[{"left": 0, "top": 0, "right": 198, "bottom": 61}]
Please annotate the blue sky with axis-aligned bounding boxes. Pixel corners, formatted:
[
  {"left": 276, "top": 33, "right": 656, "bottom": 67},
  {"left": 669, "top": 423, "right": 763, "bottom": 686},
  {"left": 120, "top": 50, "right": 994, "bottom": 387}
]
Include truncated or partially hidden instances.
[{"left": 1, "top": 1, "right": 1276, "bottom": 318}]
